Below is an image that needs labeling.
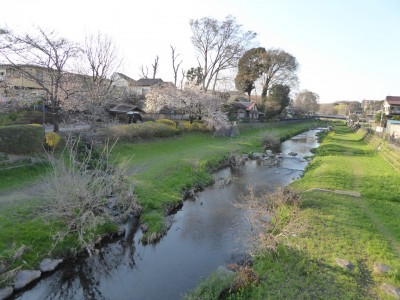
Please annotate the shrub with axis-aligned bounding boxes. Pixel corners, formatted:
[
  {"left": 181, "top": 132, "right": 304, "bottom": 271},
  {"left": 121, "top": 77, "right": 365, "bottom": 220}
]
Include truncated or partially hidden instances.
[
  {"left": 263, "top": 134, "right": 280, "bottom": 151},
  {"left": 236, "top": 187, "right": 303, "bottom": 254},
  {"left": 178, "top": 120, "right": 211, "bottom": 132},
  {"left": 0, "top": 124, "right": 44, "bottom": 154},
  {"left": 45, "top": 132, "right": 62, "bottom": 150},
  {"left": 42, "top": 143, "right": 139, "bottom": 255},
  {"left": 104, "top": 122, "right": 180, "bottom": 142},
  {"left": 156, "top": 118, "right": 177, "bottom": 128}
]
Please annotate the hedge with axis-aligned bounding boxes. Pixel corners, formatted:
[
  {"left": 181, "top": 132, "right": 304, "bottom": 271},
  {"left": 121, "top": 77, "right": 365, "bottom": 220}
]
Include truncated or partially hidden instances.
[
  {"left": 177, "top": 120, "right": 211, "bottom": 132},
  {"left": 155, "top": 118, "right": 177, "bottom": 128},
  {"left": 104, "top": 122, "right": 181, "bottom": 142},
  {"left": 0, "top": 124, "right": 44, "bottom": 154}
]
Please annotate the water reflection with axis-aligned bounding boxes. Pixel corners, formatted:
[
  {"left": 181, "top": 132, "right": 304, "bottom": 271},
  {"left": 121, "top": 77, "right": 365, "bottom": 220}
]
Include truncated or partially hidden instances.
[{"left": 15, "top": 129, "right": 322, "bottom": 300}]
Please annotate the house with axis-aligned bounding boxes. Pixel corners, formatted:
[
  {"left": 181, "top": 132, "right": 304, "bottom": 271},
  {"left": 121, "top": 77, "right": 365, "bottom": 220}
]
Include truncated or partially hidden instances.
[
  {"left": 131, "top": 78, "right": 164, "bottom": 96},
  {"left": 386, "top": 120, "right": 400, "bottom": 140},
  {"left": 111, "top": 72, "right": 136, "bottom": 87},
  {"left": 383, "top": 96, "right": 400, "bottom": 116},
  {"left": 0, "top": 64, "right": 48, "bottom": 104},
  {"left": 230, "top": 97, "right": 260, "bottom": 120},
  {"left": 108, "top": 104, "right": 146, "bottom": 123}
]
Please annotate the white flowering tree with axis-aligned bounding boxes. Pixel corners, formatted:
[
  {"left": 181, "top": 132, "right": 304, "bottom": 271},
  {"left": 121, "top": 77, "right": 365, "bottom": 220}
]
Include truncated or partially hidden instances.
[{"left": 145, "top": 82, "right": 229, "bottom": 130}]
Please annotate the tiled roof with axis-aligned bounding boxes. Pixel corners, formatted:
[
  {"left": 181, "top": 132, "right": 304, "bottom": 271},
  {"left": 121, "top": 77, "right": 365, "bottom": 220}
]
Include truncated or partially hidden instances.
[
  {"left": 386, "top": 96, "right": 400, "bottom": 105},
  {"left": 113, "top": 72, "right": 135, "bottom": 83},
  {"left": 232, "top": 101, "right": 257, "bottom": 110},
  {"left": 133, "top": 78, "right": 164, "bottom": 86}
]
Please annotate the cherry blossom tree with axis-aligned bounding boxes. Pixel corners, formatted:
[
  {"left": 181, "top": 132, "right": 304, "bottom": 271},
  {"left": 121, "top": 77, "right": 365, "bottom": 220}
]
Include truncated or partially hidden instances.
[{"left": 145, "top": 82, "right": 229, "bottom": 129}]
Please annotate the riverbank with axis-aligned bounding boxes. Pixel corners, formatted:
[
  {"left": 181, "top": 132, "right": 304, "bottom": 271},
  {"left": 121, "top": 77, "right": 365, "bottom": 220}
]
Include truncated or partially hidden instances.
[
  {"left": 203, "top": 123, "right": 400, "bottom": 299},
  {"left": 0, "top": 120, "right": 319, "bottom": 293},
  {"left": 110, "top": 121, "right": 319, "bottom": 243}
]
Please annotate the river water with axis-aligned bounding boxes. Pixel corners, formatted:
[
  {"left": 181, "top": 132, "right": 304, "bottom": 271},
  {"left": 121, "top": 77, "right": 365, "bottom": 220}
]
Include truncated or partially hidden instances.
[{"left": 14, "top": 129, "right": 322, "bottom": 300}]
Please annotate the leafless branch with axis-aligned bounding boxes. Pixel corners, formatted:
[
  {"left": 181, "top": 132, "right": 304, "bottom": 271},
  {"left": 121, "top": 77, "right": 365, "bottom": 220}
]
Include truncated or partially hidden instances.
[
  {"left": 139, "top": 64, "right": 149, "bottom": 79},
  {"left": 170, "top": 45, "right": 182, "bottom": 86},
  {"left": 152, "top": 55, "right": 159, "bottom": 79}
]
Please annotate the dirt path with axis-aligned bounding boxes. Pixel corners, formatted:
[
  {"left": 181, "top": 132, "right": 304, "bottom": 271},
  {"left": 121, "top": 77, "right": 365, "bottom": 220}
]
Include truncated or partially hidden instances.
[{"left": 0, "top": 183, "right": 45, "bottom": 206}]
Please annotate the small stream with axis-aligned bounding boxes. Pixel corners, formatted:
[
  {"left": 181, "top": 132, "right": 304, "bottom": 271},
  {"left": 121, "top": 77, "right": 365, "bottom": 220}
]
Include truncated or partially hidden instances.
[{"left": 14, "top": 129, "right": 323, "bottom": 300}]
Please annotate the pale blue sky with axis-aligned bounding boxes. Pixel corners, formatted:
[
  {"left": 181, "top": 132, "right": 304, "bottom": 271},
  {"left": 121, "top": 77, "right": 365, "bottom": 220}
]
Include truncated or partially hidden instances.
[{"left": 2, "top": 0, "right": 400, "bottom": 102}]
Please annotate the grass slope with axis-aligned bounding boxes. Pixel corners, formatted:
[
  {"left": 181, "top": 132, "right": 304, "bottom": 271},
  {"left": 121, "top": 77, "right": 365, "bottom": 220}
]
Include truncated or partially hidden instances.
[{"left": 228, "top": 124, "right": 400, "bottom": 299}]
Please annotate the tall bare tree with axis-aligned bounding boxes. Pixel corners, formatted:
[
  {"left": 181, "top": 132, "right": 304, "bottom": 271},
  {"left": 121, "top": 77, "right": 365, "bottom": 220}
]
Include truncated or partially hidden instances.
[
  {"left": 189, "top": 15, "right": 257, "bottom": 92},
  {"left": 151, "top": 55, "right": 159, "bottom": 79},
  {"left": 170, "top": 45, "right": 182, "bottom": 87},
  {"left": 0, "top": 26, "right": 80, "bottom": 131}
]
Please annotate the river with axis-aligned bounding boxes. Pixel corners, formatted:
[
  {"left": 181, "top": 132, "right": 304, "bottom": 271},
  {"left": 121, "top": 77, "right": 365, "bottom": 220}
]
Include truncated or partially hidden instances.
[{"left": 14, "top": 129, "right": 322, "bottom": 300}]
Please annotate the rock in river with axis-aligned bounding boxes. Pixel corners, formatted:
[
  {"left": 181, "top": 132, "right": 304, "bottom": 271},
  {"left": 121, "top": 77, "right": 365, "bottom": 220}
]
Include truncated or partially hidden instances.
[
  {"left": 40, "top": 258, "right": 63, "bottom": 273},
  {"left": 14, "top": 270, "right": 41, "bottom": 290}
]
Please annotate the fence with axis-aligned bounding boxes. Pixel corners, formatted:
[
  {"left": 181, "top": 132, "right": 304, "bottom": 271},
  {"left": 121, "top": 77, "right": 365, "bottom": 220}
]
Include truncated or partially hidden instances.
[{"left": 360, "top": 127, "right": 400, "bottom": 172}]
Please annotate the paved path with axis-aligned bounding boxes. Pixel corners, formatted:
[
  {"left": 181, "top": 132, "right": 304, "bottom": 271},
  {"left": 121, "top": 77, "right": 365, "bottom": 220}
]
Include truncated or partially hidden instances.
[{"left": 44, "top": 124, "right": 91, "bottom": 133}]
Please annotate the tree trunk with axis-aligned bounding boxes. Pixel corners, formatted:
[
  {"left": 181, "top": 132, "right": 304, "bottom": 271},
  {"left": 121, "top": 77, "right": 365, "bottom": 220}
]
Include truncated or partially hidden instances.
[
  {"left": 212, "top": 70, "right": 219, "bottom": 92},
  {"left": 52, "top": 106, "right": 59, "bottom": 132},
  {"left": 261, "top": 78, "right": 271, "bottom": 103},
  {"left": 247, "top": 91, "right": 251, "bottom": 100}
]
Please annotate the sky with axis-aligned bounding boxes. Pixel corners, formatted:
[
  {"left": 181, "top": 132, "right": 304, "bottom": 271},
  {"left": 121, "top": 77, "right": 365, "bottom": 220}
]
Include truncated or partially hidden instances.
[{"left": 2, "top": 0, "right": 400, "bottom": 103}]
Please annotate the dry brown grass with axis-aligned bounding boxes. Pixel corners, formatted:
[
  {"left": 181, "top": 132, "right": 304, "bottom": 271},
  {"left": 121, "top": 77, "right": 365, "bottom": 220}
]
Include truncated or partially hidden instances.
[
  {"left": 237, "top": 187, "right": 304, "bottom": 254},
  {"left": 41, "top": 139, "right": 139, "bottom": 255}
]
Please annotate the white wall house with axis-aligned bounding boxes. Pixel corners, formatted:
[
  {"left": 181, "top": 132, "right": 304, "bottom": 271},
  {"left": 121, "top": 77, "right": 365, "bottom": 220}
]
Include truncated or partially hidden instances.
[{"left": 383, "top": 96, "right": 400, "bottom": 116}]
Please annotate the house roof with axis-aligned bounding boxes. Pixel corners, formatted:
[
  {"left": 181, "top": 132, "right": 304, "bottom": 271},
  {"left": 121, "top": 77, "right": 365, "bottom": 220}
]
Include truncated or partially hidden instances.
[
  {"left": 108, "top": 104, "right": 145, "bottom": 114},
  {"left": 386, "top": 96, "right": 400, "bottom": 105},
  {"left": 133, "top": 78, "right": 164, "bottom": 86},
  {"left": 232, "top": 100, "right": 257, "bottom": 111},
  {"left": 112, "top": 72, "right": 136, "bottom": 84}
]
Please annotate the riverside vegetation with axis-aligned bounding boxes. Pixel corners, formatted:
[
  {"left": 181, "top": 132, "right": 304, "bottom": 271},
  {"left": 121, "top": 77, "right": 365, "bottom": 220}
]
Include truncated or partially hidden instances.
[
  {"left": 0, "top": 120, "right": 317, "bottom": 289},
  {"left": 186, "top": 123, "right": 400, "bottom": 299}
]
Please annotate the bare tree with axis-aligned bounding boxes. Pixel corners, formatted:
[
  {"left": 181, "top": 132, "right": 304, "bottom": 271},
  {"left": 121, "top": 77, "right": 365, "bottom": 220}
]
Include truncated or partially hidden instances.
[
  {"left": 180, "top": 69, "right": 186, "bottom": 90},
  {"left": 151, "top": 55, "right": 159, "bottom": 79},
  {"left": 68, "top": 32, "right": 124, "bottom": 124},
  {"left": 139, "top": 65, "right": 149, "bottom": 78},
  {"left": 0, "top": 26, "right": 80, "bottom": 131},
  {"left": 189, "top": 15, "right": 257, "bottom": 92},
  {"left": 170, "top": 45, "right": 182, "bottom": 86}
]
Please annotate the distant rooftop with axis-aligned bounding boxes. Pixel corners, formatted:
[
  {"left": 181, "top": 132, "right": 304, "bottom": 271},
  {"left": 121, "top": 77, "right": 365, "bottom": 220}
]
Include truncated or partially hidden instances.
[
  {"left": 386, "top": 96, "right": 400, "bottom": 105},
  {"left": 133, "top": 78, "right": 164, "bottom": 86}
]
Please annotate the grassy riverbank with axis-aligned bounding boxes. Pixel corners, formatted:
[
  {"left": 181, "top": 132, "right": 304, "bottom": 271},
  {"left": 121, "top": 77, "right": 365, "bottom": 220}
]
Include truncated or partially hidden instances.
[
  {"left": 0, "top": 120, "right": 318, "bottom": 286},
  {"left": 111, "top": 121, "right": 318, "bottom": 242},
  {"left": 216, "top": 124, "right": 400, "bottom": 299}
]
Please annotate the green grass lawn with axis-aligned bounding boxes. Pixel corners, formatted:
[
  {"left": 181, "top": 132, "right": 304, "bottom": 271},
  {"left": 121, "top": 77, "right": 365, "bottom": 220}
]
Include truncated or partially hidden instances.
[
  {"left": 0, "top": 163, "right": 48, "bottom": 192},
  {"left": 226, "top": 124, "right": 400, "bottom": 299}
]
